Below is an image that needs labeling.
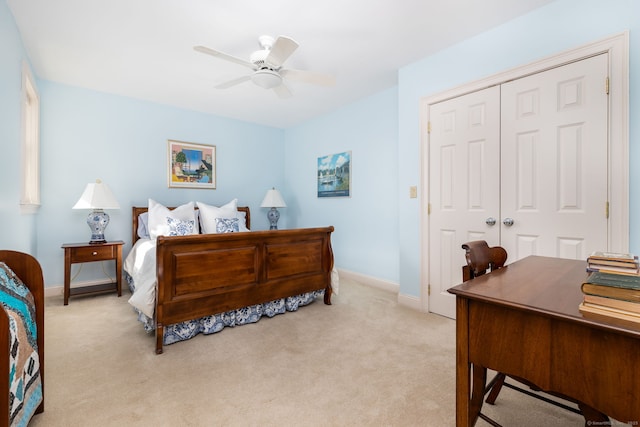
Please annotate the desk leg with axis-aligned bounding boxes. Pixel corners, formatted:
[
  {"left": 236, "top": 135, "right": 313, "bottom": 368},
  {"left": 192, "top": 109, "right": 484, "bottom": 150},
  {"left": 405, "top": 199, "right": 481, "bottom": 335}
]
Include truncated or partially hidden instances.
[
  {"left": 456, "top": 297, "right": 469, "bottom": 426},
  {"left": 456, "top": 297, "right": 483, "bottom": 427},
  {"left": 471, "top": 365, "right": 487, "bottom": 423}
]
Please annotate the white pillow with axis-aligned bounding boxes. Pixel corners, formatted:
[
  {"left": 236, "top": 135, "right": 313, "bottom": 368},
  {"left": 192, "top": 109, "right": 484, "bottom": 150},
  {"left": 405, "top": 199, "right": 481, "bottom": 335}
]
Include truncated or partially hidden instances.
[
  {"left": 197, "top": 199, "right": 247, "bottom": 233},
  {"left": 137, "top": 212, "right": 150, "bottom": 239},
  {"left": 148, "top": 199, "right": 198, "bottom": 239}
]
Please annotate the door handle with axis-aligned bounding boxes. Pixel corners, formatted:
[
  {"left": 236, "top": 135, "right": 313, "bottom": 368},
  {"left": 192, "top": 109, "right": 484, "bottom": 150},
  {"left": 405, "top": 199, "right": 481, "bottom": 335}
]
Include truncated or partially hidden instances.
[
  {"left": 485, "top": 217, "right": 496, "bottom": 226},
  {"left": 503, "top": 218, "right": 515, "bottom": 227}
]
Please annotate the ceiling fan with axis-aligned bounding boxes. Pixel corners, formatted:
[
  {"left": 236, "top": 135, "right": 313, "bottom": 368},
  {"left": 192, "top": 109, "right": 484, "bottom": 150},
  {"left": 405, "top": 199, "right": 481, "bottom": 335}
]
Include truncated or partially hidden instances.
[{"left": 194, "top": 35, "right": 335, "bottom": 98}]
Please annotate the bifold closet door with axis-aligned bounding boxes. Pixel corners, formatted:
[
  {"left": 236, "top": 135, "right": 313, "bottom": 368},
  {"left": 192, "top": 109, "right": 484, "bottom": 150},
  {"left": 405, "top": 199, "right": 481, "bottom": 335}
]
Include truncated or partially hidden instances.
[
  {"left": 428, "top": 54, "right": 609, "bottom": 319},
  {"left": 428, "top": 86, "right": 501, "bottom": 319},
  {"left": 500, "top": 53, "right": 609, "bottom": 262}
]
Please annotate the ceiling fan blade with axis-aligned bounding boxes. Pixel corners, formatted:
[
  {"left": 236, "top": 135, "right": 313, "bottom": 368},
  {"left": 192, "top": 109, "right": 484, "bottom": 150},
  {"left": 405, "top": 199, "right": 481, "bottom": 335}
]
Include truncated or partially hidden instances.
[
  {"left": 265, "top": 36, "right": 299, "bottom": 67},
  {"left": 215, "top": 75, "right": 251, "bottom": 89},
  {"left": 280, "top": 68, "right": 336, "bottom": 87},
  {"left": 272, "top": 83, "right": 292, "bottom": 99},
  {"left": 194, "top": 45, "right": 255, "bottom": 70}
]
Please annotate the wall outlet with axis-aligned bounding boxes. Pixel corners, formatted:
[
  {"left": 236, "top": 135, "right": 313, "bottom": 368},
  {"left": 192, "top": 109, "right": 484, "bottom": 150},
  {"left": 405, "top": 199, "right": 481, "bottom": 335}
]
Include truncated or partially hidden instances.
[{"left": 409, "top": 186, "right": 417, "bottom": 198}]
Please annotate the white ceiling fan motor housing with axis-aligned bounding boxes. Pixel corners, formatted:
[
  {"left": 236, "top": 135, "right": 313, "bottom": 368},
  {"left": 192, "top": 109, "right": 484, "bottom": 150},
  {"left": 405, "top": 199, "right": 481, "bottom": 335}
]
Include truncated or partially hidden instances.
[{"left": 250, "top": 35, "right": 282, "bottom": 88}]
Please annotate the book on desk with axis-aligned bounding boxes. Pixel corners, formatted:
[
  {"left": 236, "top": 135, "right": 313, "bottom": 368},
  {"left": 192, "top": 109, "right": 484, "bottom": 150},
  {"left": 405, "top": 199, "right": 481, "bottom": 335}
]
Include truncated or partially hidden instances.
[
  {"left": 588, "top": 251, "right": 638, "bottom": 263},
  {"left": 579, "top": 301, "right": 640, "bottom": 329},
  {"left": 581, "top": 253, "right": 640, "bottom": 327},
  {"left": 587, "top": 250, "right": 639, "bottom": 275},
  {"left": 581, "top": 271, "right": 640, "bottom": 301}
]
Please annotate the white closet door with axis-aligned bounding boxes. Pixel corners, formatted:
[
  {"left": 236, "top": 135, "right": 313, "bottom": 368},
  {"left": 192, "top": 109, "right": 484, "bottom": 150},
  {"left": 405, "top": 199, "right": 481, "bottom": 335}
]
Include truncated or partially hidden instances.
[
  {"left": 427, "top": 54, "right": 609, "bottom": 319},
  {"left": 500, "top": 53, "right": 609, "bottom": 261},
  {"left": 428, "top": 86, "right": 501, "bottom": 319}
]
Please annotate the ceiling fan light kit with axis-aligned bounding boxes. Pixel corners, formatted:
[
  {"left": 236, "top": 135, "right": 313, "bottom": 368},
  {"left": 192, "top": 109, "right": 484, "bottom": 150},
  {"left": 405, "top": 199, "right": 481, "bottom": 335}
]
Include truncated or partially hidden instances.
[
  {"left": 251, "top": 69, "right": 282, "bottom": 89},
  {"left": 194, "top": 35, "right": 335, "bottom": 98}
]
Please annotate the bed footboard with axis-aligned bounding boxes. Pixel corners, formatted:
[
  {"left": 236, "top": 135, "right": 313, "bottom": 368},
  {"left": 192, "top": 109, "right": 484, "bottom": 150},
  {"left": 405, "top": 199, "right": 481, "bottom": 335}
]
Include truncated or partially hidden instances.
[{"left": 155, "top": 227, "right": 334, "bottom": 354}]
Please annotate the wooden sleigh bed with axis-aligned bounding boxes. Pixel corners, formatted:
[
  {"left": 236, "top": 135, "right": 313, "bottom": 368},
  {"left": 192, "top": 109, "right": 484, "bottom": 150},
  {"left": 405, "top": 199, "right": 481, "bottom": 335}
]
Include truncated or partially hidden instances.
[
  {"left": 0, "top": 250, "right": 44, "bottom": 425},
  {"left": 130, "top": 206, "right": 334, "bottom": 354}
]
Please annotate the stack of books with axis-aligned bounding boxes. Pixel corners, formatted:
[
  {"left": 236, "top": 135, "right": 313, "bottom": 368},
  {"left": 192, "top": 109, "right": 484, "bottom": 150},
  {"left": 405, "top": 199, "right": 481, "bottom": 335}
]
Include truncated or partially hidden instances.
[
  {"left": 580, "top": 252, "right": 640, "bottom": 328},
  {"left": 586, "top": 251, "right": 640, "bottom": 275}
]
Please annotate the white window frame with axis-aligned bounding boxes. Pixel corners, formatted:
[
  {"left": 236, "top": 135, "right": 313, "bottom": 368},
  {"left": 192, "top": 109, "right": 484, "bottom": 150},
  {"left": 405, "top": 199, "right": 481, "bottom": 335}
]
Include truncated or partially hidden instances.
[{"left": 20, "top": 61, "right": 40, "bottom": 214}]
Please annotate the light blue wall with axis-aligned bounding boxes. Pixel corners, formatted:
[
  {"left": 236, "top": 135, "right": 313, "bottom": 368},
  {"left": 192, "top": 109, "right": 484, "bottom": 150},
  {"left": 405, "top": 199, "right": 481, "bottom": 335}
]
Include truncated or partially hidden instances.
[
  {"left": 0, "top": 0, "right": 37, "bottom": 254},
  {"left": 4, "top": 0, "right": 640, "bottom": 298},
  {"left": 397, "top": 0, "right": 640, "bottom": 297},
  {"left": 284, "top": 88, "right": 399, "bottom": 283},
  {"left": 37, "top": 81, "right": 285, "bottom": 286}
]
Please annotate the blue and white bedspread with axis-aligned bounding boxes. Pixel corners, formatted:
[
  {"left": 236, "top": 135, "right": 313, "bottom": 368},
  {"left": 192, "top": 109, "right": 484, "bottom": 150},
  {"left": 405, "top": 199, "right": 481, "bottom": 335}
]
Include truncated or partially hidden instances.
[
  {"left": 124, "top": 238, "right": 334, "bottom": 346},
  {"left": 0, "top": 263, "right": 43, "bottom": 427}
]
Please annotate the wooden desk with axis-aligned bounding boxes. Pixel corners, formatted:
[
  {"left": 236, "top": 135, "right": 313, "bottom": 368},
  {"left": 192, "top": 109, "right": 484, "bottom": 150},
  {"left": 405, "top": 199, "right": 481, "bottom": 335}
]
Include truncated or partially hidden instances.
[{"left": 448, "top": 256, "right": 640, "bottom": 426}]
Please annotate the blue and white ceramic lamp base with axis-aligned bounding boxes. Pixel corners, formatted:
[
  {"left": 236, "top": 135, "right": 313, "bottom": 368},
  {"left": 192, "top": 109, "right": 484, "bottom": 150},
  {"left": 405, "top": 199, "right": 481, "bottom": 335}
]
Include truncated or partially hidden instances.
[
  {"left": 87, "top": 209, "right": 110, "bottom": 244},
  {"left": 267, "top": 207, "right": 280, "bottom": 230}
]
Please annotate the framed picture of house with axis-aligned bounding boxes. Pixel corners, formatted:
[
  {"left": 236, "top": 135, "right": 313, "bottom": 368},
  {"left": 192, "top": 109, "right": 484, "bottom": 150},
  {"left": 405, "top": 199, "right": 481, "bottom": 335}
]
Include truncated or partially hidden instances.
[
  {"left": 167, "top": 140, "right": 216, "bottom": 189},
  {"left": 317, "top": 151, "right": 351, "bottom": 198}
]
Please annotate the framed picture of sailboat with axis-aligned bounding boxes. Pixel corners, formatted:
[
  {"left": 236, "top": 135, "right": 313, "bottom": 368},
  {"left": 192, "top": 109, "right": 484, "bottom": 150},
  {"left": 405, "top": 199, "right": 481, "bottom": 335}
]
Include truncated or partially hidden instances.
[{"left": 317, "top": 151, "right": 351, "bottom": 198}]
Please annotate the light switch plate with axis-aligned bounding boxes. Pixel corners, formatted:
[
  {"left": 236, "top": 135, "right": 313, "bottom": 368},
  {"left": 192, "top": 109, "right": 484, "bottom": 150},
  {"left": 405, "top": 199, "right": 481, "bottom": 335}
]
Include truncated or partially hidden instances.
[{"left": 409, "top": 186, "right": 417, "bottom": 198}]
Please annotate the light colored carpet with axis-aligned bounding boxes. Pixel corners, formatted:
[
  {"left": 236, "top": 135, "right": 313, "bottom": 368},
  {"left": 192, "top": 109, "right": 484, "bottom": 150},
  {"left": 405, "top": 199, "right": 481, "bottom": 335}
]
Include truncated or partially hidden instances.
[{"left": 30, "top": 278, "right": 586, "bottom": 426}]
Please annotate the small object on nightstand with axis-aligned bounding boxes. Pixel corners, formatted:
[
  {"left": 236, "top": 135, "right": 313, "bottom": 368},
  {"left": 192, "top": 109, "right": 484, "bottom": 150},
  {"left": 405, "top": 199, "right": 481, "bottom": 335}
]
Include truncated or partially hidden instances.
[{"left": 61, "top": 240, "right": 124, "bottom": 305}]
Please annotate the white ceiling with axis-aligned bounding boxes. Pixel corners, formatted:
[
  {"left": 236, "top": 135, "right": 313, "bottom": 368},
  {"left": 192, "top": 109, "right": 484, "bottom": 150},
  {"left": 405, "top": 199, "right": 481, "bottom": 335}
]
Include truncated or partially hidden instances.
[{"left": 8, "top": 0, "right": 554, "bottom": 129}]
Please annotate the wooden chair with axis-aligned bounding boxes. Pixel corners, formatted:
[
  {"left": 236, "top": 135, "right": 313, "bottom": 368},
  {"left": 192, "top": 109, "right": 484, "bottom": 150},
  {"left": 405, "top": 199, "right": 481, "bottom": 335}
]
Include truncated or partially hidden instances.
[
  {"left": 461, "top": 240, "right": 507, "bottom": 282},
  {"left": 461, "top": 241, "right": 609, "bottom": 426}
]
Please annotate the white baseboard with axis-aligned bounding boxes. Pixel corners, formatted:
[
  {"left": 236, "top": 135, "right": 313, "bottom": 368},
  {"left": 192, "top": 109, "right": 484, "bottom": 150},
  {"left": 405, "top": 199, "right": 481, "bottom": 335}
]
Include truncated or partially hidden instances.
[
  {"left": 337, "top": 269, "right": 399, "bottom": 294},
  {"left": 397, "top": 293, "right": 423, "bottom": 312},
  {"left": 45, "top": 285, "right": 62, "bottom": 298},
  {"left": 50, "top": 272, "right": 424, "bottom": 312},
  {"left": 337, "top": 269, "right": 423, "bottom": 312}
]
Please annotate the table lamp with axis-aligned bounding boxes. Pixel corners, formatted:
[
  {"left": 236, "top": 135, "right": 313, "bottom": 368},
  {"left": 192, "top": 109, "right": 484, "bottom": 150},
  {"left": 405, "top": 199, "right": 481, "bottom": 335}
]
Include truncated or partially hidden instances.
[
  {"left": 72, "top": 179, "right": 120, "bottom": 244},
  {"left": 260, "top": 187, "right": 286, "bottom": 230}
]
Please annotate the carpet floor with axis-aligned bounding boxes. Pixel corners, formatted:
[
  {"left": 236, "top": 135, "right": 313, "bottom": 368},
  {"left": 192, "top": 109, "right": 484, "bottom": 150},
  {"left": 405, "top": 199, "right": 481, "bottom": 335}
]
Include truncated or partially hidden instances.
[{"left": 30, "top": 278, "right": 588, "bottom": 426}]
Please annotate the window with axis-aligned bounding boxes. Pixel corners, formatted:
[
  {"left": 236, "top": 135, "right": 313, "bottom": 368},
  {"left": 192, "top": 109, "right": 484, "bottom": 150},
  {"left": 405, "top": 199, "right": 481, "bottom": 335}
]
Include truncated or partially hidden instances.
[{"left": 20, "top": 62, "right": 40, "bottom": 214}]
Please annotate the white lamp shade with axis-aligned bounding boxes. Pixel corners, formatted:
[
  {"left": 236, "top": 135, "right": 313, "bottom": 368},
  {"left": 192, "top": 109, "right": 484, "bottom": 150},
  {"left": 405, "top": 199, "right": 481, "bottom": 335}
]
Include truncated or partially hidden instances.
[
  {"left": 260, "top": 188, "right": 287, "bottom": 208},
  {"left": 72, "top": 180, "right": 120, "bottom": 210}
]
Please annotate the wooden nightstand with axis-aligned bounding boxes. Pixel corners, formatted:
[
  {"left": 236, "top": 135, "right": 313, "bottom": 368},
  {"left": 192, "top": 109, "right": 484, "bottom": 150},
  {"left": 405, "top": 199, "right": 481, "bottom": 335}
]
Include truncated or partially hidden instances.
[{"left": 61, "top": 241, "right": 124, "bottom": 305}]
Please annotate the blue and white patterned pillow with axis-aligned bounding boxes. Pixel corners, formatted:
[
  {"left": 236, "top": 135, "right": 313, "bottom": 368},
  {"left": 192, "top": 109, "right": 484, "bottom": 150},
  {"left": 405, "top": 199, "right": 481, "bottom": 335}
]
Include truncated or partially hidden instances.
[
  {"left": 166, "top": 217, "right": 195, "bottom": 236},
  {"left": 215, "top": 217, "right": 239, "bottom": 233}
]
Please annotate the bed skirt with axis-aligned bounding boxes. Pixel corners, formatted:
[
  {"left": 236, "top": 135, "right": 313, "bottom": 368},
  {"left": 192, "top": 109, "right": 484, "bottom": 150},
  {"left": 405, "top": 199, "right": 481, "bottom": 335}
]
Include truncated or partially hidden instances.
[{"left": 125, "top": 273, "right": 323, "bottom": 345}]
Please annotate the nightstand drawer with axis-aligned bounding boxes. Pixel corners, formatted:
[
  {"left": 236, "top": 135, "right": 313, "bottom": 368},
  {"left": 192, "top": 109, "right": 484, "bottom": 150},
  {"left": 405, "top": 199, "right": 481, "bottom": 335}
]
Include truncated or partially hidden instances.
[{"left": 70, "top": 245, "right": 116, "bottom": 263}]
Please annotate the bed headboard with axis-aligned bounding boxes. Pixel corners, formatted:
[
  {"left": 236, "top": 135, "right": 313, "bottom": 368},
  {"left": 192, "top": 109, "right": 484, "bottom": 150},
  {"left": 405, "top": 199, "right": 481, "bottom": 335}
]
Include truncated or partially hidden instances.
[
  {"left": 0, "top": 250, "right": 45, "bottom": 416},
  {"left": 131, "top": 206, "right": 251, "bottom": 244}
]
